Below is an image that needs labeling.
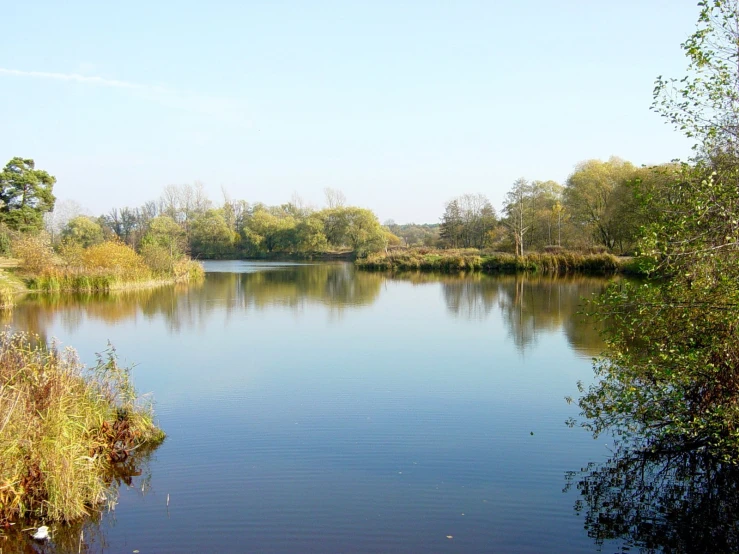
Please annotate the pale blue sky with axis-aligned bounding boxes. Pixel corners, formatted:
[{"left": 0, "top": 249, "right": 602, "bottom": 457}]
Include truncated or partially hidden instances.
[{"left": 1, "top": 0, "right": 697, "bottom": 223}]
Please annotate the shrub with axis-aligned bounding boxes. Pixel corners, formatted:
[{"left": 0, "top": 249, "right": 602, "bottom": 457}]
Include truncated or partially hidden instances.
[
  {"left": 139, "top": 243, "right": 176, "bottom": 274},
  {"left": 11, "top": 234, "right": 59, "bottom": 274},
  {"left": 80, "top": 241, "right": 150, "bottom": 280}
]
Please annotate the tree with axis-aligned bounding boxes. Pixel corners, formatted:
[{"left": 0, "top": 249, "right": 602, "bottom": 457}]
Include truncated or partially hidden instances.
[
  {"left": 439, "top": 199, "right": 463, "bottom": 248},
  {"left": 159, "top": 182, "right": 210, "bottom": 225},
  {"left": 190, "top": 209, "right": 238, "bottom": 258},
  {"left": 573, "top": 0, "right": 739, "bottom": 463},
  {"left": 653, "top": 0, "right": 739, "bottom": 156},
  {"left": 242, "top": 209, "right": 297, "bottom": 253},
  {"left": 552, "top": 201, "right": 565, "bottom": 247},
  {"left": 562, "top": 157, "right": 637, "bottom": 252},
  {"left": 342, "top": 207, "right": 386, "bottom": 255},
  {"left": 141, "top": 216, "right": 187, "bottom": 257},
  {"left": 529, "top": 180, "right": 563, "bottom": 248},
  {"left": 61, "top": 216, "right": 104, "bottom": 248},
  {"left": 44, "top": 199, "right": 84, "bottom": 243},
  {"left": 503, "top": 178, "right": 532, "bottom": 256},
  {"left": 458, "top": 193, "right": 497, "bottom": 249},
  {"left": 389, "top": 223, "right": 440, "bottom": 247},
  {"left": 324, "top": 187, "right": 346, "bottom": 209},
  {"left": 0, "top": 157, "right": 56, "bottom": 232},
  {"left": 319, "top": 207, "right": 350, "bottom": 248},
  {"left": 294, "top": 214, "right": 328, "bottom": 253}
]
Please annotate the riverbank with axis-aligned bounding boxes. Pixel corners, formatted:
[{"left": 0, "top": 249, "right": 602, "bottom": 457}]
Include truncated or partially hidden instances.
[
  {"left": 0, "top": 330, "right": 164, "bottom": 524},
  {"left": 0, "top": 238, "right": 205, "bottom": 301},
  {"left": 23, "top": 259, "right": 204, "bottom": 294},
  {"left": 196, "top": 250, "right": 356, "bottom": 262},
  {"left": 356, "top": 249, "right": 643, "bottom": 275}
]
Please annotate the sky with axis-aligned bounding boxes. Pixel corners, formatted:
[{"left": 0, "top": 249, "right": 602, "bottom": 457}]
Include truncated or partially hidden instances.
[{"left": 0, "top": 0, "right": 699, "bottom": 224}]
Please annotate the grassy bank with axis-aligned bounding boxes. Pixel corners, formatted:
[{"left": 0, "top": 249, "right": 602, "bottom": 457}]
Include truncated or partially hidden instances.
[
  {"left": 0, "top": 330, "right": 164, "bottom": 524},
  {"left": 24, "top": 260, "right": 204, "bottom": 294},
  {"left": 11, "top": 238, "right": 204, "bottom": 295},
  {"left": 356, "top": 249, "right": 627, "bottom": 275},
  {"left": 0, "top": 264, "right": 27, "bottom": 310}
]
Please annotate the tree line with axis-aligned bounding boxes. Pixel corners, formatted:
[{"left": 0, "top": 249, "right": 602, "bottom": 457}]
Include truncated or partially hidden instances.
[
  {"left": 0, "top": 169, "right": 400, "bottom": 260},
  {"left": 436, "top": 157, "right": 678, "bottom": 256},
  {"left": 1, "top": 154, "right": 680, "bottom": 261}
]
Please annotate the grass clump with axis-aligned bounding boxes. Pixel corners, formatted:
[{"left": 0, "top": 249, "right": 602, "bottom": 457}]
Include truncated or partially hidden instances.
[{"left": 0, "top": 330, "right": 164, "bottom": 524}]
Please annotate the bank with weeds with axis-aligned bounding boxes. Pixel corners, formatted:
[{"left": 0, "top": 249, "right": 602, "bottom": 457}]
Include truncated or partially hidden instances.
[
  {"left": 0, "top": 330, "right": 164, "bottom": 524},
  {"left": 356, "top": 248, "right": 629, "bottom": 275},
  {"left": 11, "top": 235, "right": 204, "bottom": 294}
]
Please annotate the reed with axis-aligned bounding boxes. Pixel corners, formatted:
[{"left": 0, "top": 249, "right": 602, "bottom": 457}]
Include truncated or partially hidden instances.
[
  {"left": 14, "top": 239, "right": 204, "bottom": 293},
  {"left": 356, "top": 249, "right": 624, "bottom": 275},
  {"left": 0, "top": 330, "right": 164, "bottom": 524}
]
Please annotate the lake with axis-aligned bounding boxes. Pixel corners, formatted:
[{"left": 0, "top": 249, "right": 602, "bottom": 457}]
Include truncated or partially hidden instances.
[{"left": 8, "top": 261, "right": 618, "bottom": 553}]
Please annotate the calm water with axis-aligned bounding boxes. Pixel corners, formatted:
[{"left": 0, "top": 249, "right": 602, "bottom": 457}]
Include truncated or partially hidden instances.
[{"left": 9, "top": 262, "right": 618, "bottom": 553}]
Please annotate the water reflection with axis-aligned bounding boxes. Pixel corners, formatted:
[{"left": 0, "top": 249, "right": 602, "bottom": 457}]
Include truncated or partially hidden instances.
[
  {"left": 566, "top": 445, "right": 739, "bottom": 554},
  {"left": 2, "top": 447, "right": 158, "bottom": 553},
  {"left": 11, "top": 266, "right": 609, "bottom": 357},
  {"left": 11, "top": 264, "right": 384, "bottom": 339},
  {"left": 423, "top": 272, "right": 607, "bottom": 356},
  {"left": 4, "top": 263, "right": 617, "bottom": 552}
]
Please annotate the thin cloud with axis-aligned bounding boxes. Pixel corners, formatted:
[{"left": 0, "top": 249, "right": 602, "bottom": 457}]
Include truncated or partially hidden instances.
[
  {"left": 0, "top": 67, "right": 251, "bottom": 126},
  {"left": 0, "top": 67, "right": 161, "bottom": 92}
]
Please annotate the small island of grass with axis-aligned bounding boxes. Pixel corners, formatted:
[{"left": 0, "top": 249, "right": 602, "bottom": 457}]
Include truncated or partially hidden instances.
[
  {"left": 0, "top": 330, "right": 164, "bottom": 525},
  {"left": 355, "top": 248, "right": 643, "bottom": 276}
]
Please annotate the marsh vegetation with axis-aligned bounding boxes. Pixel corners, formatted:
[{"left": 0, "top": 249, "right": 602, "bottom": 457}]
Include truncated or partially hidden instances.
[{"left": 0, "top": 330, "right": 163, "bottom": 525}]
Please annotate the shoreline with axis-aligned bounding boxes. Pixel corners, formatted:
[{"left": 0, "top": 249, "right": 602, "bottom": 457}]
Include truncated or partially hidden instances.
[{"left": 354, "top": 250, "right": 646, "bottom": 276}]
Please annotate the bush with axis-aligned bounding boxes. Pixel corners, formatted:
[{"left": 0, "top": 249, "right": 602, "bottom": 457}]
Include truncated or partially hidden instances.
[
  {"left": 139, "top": 243, "right": 175, "bottom": 274},
  {"left": 11, "top": 234, "right": 59, "bottom": 274},
  {"left": 80, "top": 241, "right": 150, "bottom": 280}
]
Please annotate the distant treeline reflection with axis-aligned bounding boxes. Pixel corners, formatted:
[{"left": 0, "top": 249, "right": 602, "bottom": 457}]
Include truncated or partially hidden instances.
[{"left": 11, "top": 265, "right": 607, "bottom": 356}]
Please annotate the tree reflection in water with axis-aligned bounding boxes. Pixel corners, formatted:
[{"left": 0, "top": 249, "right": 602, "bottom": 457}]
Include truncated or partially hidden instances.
[
  {"left": 566, "top": 443, "right": 739, "bottom": 553},
  {"left": 10, "top": 264, "right": 384, "bottom": 339}
]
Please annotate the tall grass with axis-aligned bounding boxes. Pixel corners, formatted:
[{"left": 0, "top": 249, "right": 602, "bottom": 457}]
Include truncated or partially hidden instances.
[
  {"left": 0, "top": 330, "right": 164, "bottom": 524},
  {"left": 357, "top": 249, "right": 624, "bottom": 275},
  {"left": 12, "top": 237, "right": 204, "bottom": 293},
  {"left": 0, "top": 286, "right": 14, "bottom": 310}
]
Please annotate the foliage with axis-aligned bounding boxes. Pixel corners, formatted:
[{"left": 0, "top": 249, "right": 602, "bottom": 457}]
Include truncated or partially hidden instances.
[
  {"left": 139, "top": 243, "right": 176, "bottom": 273},
  {"left": 340, "top": 207, "right": 387, "bottom": 256},
  {"left": 16, "top": 236, "right": 202, "bottom": 292},
  {"left": 11, "top": 233, "right": 59, "bottom": 274},
  {"left": 141, "top": 215, "right": 187, "bottom": 257},
  {"left": 574, "top": 161, "right": 739, "bottom": 460},
  {"left": 79, "top": 241, "right": 151, "bottom": 280},
  {"left": 385, "top": 222, "right": 440, "bottom": 247},
  {"left": 439, "top": 194, "right": 496, "bottom": 249},
  {"left": 572, "top": 0, "right": 739, "bottom": 463},
  {"left": 0, "top": 330, "right": 164, "bottom": 523},
  {"left": 61, "top": 215, "right": 104, "bottom": 248},
  {"left": 562, "top": 157, "right": 639, "bottom": 252},
  {"left": 0, "top": 158, "right": 56, "bottom": 232},
  {"left": 190, "top": 209, "right": 238, "bottom": 258},
  {"left": 243, "top": 208, "right": 298, "bottom": 254},
  {"left": 653, "top": 0, "right": 739, "bottom": 155},
  {"left": 502, "top": 178, "right": 533, "bottom": 256}
]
